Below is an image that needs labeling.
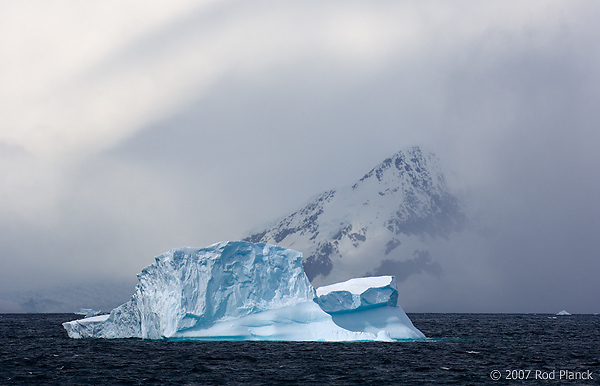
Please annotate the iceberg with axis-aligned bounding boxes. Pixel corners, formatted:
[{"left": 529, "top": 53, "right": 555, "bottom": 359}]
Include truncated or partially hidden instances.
[
  {"left": 556, "top": 310, "right": 571, "bottom": 316},
  {"left": 63, "top": 241, "right": 424, "bottom": 341},
  {"left": 316, "top": 276, "right": 425, "bottom": 340},
  {"left": 315, "top": 276, "right": 399, "bottom": 313},
  {"left": 74, "top": 308, "right": 101, "bottom": 318}
]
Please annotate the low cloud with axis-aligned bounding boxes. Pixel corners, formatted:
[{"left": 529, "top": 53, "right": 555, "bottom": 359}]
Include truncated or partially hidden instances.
[
  {"left": 1, "top": 1, "right": 599, "bottom": 312},
  {"left": 371, "top": 250, "right": 443, "bottom": 283}
]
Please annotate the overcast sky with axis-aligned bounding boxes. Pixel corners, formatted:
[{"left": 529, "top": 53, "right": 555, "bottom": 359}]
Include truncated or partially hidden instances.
[{"left": 1, "top": 1, "right": 599, "bottom": 313}]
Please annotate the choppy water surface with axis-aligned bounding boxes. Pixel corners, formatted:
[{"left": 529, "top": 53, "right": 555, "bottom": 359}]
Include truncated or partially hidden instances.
[{"left": 1, "top": 313, "right": 599, "bottom": 385}]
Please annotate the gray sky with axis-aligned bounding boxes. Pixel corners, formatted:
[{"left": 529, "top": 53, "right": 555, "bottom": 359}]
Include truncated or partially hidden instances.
[{"left": 1, "top": 1, "right": 599, "bottom": 313}]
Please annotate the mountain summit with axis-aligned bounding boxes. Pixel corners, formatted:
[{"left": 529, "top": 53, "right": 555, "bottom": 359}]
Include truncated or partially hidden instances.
[{"left": 245, "top": 146, "right": 465, "bottom": 285}]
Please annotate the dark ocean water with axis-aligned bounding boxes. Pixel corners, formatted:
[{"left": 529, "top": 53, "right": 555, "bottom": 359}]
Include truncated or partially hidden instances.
[{"left": 1, "top": 313, "right": 599, "bottom": 385}]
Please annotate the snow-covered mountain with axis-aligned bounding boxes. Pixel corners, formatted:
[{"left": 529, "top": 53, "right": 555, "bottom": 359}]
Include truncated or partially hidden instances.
[{"left": 245, "top": 146, "right": 466, "bottom": 287}]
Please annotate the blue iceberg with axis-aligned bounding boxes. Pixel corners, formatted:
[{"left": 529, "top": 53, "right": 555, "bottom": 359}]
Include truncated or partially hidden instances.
[
  {"left": 63, "top": 241, "right": 424, "bottom": 341},
  {"left": 316, "top": 276, "right": 425, "bottom": 340}
]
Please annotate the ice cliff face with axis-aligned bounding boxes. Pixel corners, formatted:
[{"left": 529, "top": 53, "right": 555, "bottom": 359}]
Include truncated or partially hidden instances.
[
  {"left": 63, "top": 241, "right": 424, "bottom": 341},
  {"left": 245, "top": 146, "right": 465, "bottom": 285},
  {"left": 65, "top": 242, "right": 316, "bottom": 339}
]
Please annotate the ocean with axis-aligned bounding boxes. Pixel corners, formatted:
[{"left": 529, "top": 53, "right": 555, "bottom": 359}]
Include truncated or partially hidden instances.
[{"left": 1, "top": 313, "right": 598, "bottom": 385}]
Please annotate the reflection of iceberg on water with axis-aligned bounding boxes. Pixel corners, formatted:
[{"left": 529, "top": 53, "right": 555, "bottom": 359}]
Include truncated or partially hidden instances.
[
  {"left": 556, "top": 310, "right": 571, "bottom": 316},
  {"left": 63, "top": 241, "right": 424, "bottom": 341}
]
